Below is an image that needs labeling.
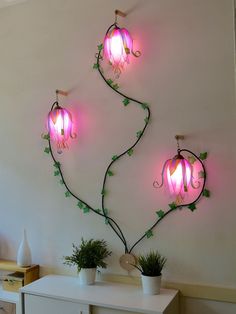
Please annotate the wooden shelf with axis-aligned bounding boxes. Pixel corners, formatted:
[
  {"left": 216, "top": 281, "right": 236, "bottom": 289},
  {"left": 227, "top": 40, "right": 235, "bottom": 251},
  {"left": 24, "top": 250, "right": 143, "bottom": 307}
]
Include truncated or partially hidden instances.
[
  {"left": 0, "top": 260, "right": 38, "bottom": 314},
  {"left": 0, "top": 259, "right": 39, "bottom": 289},
  {"left": 0, "top": 284, "right": 19, "bottom": 304},
  {"left": 0, "top": 260, "right": 38, "bottom": 274}
]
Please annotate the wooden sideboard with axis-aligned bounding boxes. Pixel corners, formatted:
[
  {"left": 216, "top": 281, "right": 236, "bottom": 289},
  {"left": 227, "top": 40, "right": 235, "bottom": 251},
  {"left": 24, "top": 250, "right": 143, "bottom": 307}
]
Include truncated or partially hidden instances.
[
  {"left": 20, "top": 275, "right": 179, "bottom": 314},
  {"left": 0, "top": 260, "right": 39, "bottom": 314}
]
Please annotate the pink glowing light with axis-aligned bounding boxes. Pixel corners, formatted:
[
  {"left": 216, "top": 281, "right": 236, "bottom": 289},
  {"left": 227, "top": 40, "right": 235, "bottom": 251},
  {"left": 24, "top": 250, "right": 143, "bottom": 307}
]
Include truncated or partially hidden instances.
[
  {"left": 166, "top": 156, "right": 191, "bottom": 196},
  {"left": 47, "top": 106, "right": 76, "bottom": 153},
  {"left": 103, "top": 26, "right": 134, "bottom": 73}
]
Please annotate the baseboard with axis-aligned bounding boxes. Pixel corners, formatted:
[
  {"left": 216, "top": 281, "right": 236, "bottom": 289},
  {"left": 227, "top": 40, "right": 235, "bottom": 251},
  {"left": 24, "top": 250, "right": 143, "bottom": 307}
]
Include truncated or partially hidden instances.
[{"left": 101, "top": 274, "right": 236, "bottom": 304}]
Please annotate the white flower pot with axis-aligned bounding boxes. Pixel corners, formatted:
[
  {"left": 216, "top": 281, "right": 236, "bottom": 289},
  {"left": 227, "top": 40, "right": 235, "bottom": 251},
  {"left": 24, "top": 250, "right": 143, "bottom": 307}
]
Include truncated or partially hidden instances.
[
  {"left": 79, "top": 268, "right": 96, "bottom": 285},
  {"left": 141, "top": 274, "right": 162, "bottom": 295}
]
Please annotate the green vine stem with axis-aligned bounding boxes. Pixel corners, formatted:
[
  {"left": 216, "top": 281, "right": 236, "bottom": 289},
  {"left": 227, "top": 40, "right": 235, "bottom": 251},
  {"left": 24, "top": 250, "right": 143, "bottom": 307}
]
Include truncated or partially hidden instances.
[
  {"left": 128, "top": 149, "right": 207, "bottom": 253},
  {"left": 95, "top": 42, "right": 151, "bottom": 253},
  {"left": 45, "top": 102, "right": 129, "bottom": 252},
  {"left": 44, "top": 24, "right": 208, "bottom": 256},
  {"left": 95, "top": 35, "right": 208, "bottom": 253}
]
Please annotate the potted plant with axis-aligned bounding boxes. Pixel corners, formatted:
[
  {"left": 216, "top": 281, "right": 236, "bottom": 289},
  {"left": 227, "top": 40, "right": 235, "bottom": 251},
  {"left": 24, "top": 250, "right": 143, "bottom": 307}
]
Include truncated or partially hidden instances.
[
  {"left": 134, "top": 250, "right": 167, "bottom": 295},
  {"left": 63, "top": 238, "right": 112, "bottom": 285}
]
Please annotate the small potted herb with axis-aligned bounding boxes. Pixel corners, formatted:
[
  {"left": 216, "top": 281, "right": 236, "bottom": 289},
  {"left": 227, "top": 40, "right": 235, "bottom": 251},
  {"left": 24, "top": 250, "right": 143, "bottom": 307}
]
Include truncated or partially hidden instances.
[
  {"left": 134, "top": 250, "right": 167, "bottom": 295},
  {"left": 63, "top": 238, "right": 112, "bottom": 285}
]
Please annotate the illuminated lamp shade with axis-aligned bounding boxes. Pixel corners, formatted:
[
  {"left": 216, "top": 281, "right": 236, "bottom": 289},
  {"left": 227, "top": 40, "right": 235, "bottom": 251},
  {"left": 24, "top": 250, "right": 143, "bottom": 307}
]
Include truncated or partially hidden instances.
[
  {"left": 166, "top": 153, "right": 191, "bottom": 196},
  {"left": 103, "top": 25, "right": 140, "bottom": 74},
  {"left": 153, "top": 136, "right": 202, "bottom": 203},
  {"left": 47, "top": 104, "right": 76, "bottom": 154}
]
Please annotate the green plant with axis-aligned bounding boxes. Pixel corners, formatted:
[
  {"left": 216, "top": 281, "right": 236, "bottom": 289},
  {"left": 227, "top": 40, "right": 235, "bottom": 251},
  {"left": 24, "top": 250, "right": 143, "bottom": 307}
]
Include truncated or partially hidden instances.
[
  {"left": 135, "top": 251, "right": 167, "bottom": 276},
  {"left": 63, "top": 238, "right": 112, "bottom": 272}
]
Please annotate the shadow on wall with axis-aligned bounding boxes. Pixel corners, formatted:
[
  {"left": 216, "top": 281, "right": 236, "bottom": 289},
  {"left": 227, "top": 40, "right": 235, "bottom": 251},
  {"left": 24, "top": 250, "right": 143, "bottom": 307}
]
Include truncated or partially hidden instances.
[
  {"left": 126, "top": 0, "right": 147, "bottom": 15},
  {"left": 0, "top": 233, "right": 14, "bottom": 259}
]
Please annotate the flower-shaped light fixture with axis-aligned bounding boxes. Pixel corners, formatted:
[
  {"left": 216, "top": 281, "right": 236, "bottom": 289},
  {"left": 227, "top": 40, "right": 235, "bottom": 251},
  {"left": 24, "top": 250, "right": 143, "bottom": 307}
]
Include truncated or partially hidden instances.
[
  {"left": 154, "top": 135, "right": 201, "bottom": 202},
  {"left": 165, "top": 150, "right": 192, "bottom": 196},
  {"left": 47, "top": 90, "right": 76, "bottom": 154},
  {"left": 103, "top": 10, "right": 141, "bottom": 75}
]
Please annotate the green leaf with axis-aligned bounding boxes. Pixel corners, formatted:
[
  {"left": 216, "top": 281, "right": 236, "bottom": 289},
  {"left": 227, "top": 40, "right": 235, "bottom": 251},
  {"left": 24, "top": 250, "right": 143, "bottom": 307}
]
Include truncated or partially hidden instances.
[
  {"left": 103, "top": 209, "right": 109, "bottom": 225},
  {"left": 127, "top": 149, "right": 133, "bottom": 156},
  {"left": 188, "top": 156, "right": 196, "bottom": 164},
  {"left": 83, "top": 207, "right": 90, "bottom": 214},
  {"left": 95, "top": 208, "right": 101, "bottom": 213},
  {"left": 112, "top": 83, "right": 119, "bottom": 90},
  {"left": 60, "top": 179, "right": 64, "bottom": 185},
  {"left": 65, "top": 191, "right": 70, "bottom": 197},
  {"left": 125, "top": 47, "right": 130, "bottom": 54},
  {"left": 54, "top": 170, "right": 60, "bottom": 176},
  {"left": 169, "top": 202, "right": 177, "bottom": 210},
  {"left": 198, "top": 171, "right": 205, "bottom": 179},
  {"left": 123, "top": 98, "right": 130, "bottom": 106},
  {"left": 77, "top": 201, "right": 84, "bottom": 209},
  {"left": 136, "top": 130, "right": 143, "bottom": 138},
  {"left": 156, "top": 210, "right": 165, "bottom": 218},
  {"left": 141, "top": 103, "right": 149, "bottom": 110},
  {"left": 112, "top": 155, "right": 118, "bottom": 161},
  {"left": 145, "top": 230, "right": 153, "bottom": 239},
  {"left": 107, "top": 170, "right": 114, "bottom": 176},
  {"left": 188, "top": 203, "right": 197, "bottom": 212},
  {"left": 97, "top": 44, "right": 103, "bottom": 51},
  {"left": 144, "top": 117, "right": 149, "bottom": 123},
  {"left": 107, "top": 78, "right": 113, "bottom": 85},
  {"left": 43, "top": 133, "right": 50, "bottom": 140},
  {"left": 54, "top": 162, "right": 61, "bottom": 168},
  {"left": 200, "top": 152, "right": 208, "bottom": 160},
  {"left": 101, "top": 189, "right": 106, "bottom": 196},
  {"left": 44, "top": 147, "right": 50, "bottom": 154},
  {"left": 203, "top": 189, "right": 210, "bottom": 197},
  {"left": 93, "top": 63, "right": 99, "bottom": 69}
]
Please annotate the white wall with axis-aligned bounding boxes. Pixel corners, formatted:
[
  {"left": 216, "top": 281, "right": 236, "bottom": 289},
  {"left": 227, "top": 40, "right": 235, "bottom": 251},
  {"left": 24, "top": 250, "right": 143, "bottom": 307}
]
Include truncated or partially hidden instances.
[
  {"left": 0, "top": 0, "right": 235, "bottom": 313},
  {"left": 181, "top": 297, "right": 236, "bottom": 314}
]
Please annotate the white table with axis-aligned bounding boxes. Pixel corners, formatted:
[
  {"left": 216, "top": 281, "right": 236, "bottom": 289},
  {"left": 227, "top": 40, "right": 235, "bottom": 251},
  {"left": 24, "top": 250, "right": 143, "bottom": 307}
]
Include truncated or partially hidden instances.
[{"left": 20, "top": 275, "right": 179, "bottom": 314}]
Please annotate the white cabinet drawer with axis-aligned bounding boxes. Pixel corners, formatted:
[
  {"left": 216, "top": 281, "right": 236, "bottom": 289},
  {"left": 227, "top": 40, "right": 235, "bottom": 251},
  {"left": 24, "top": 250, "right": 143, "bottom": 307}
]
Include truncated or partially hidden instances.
[
  {"left": 92, "top": 307, "right": 139, "bottom": 314},
  {"left": 24, "top": 294, "right": 90, "bottom": 314}
]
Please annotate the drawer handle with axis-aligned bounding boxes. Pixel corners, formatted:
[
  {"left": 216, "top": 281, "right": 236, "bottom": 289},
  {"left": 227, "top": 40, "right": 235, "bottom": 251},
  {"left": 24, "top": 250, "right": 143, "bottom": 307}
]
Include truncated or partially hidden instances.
[{"left": 0, "top": 306, "right": 6, "bottom": 312}]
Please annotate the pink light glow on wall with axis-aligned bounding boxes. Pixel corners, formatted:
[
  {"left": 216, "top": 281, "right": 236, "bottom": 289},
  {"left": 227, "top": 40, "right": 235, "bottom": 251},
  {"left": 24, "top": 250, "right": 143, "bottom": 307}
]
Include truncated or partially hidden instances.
[
  {"left": 48, "top": 106, "right": 76, "bottom": 153},
  {"left": 104, "top": 27, "right": 133, "bottom": 73}
]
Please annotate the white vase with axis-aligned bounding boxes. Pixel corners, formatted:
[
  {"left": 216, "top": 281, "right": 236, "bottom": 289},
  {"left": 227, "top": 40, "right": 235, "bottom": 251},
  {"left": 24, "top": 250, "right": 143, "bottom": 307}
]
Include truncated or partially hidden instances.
[
  {"left": 141, "top": 274, "right": 162, "bottom": 295},
  {"left": 79, "top": 268, "right": 96, "bottom": 285},
  {"left": 17, "top": 229, "right": 32, "bottom": 267}
]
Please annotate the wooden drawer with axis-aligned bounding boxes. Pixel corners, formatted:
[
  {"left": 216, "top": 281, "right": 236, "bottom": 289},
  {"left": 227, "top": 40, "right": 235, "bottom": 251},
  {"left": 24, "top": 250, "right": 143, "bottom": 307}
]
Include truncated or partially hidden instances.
[{"left": 0, "top": 300, "right": 16, "bottom": 314}]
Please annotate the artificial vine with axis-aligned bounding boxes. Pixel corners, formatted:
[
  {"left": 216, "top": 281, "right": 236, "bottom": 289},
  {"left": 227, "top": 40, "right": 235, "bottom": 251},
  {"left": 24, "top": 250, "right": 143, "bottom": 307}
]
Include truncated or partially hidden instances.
[{"left": 43, "top": 22, "right": 210, "bottom": 255}]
